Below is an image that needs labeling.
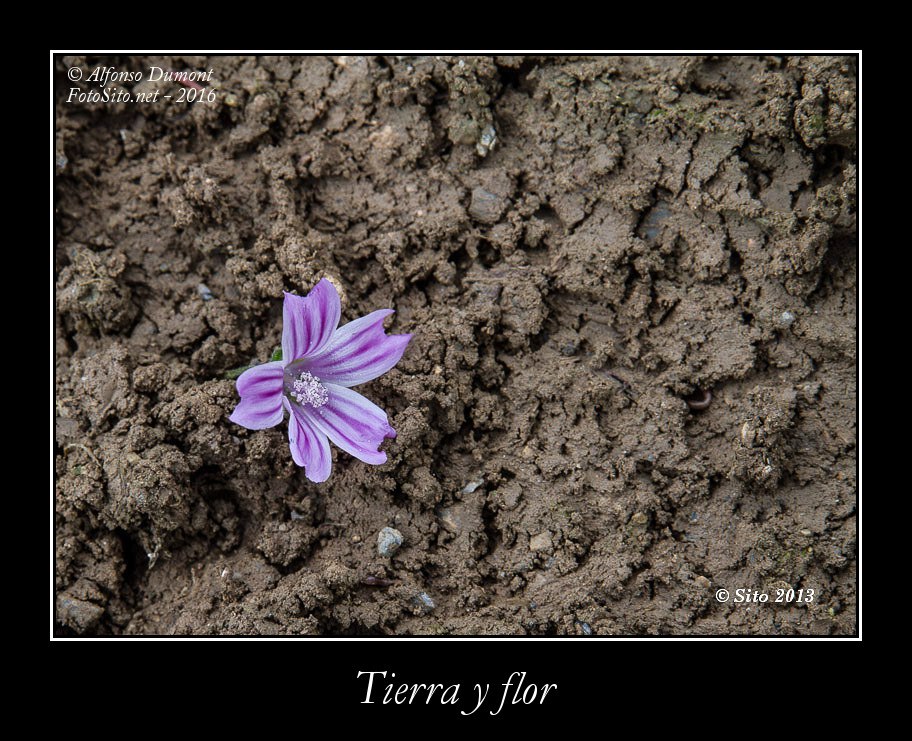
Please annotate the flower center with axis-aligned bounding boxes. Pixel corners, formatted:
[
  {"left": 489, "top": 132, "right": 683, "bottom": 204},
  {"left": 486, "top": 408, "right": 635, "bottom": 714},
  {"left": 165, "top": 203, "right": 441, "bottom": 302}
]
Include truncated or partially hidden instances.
[{"left": 286, "top": 369, "right": 328, "bottom": 408}]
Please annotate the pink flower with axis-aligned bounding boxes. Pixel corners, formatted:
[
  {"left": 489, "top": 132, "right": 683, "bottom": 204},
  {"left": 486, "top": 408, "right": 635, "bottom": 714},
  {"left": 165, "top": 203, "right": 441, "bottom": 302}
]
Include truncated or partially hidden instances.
[{"left": 229, "top": 279, "right": 411, "bottom": 482}]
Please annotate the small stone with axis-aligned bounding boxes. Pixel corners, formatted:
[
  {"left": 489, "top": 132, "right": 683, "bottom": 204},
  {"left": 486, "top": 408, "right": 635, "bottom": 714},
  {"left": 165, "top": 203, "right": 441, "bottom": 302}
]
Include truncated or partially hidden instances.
[
  {"left": 695, "top": 575, "right": 711, "bottom": 589},
  {"left": 469, "top": 187, "right": 506, "bottom": 224},
  {"left": 779, "top": 311, "right": 796, "bottom": 327},
  {"left": 197, "top": 283, "right": 214, "bottom": 301},
  {"left": 628, "top": 512, "right": 649, "bottom": 535},
  {"left": 800, "top": 528, "right": 812, "bottom": 536},
  {"left": 476, "top": 124, "right": 497, "bottom": 157},
  {"left": 461, "top": 478, "right": 484, "bottom": 494},
  {"left": 437, "top": 506, "right": 461, "bottom": 534},
  {"left": 575, "top": 621, "right": 593, "bottom": 636},
  {"left": 412, "top": 591, "right": 436, "bottom": 614},
  {"left": 740, "top": 421, "right": 757, "bottom": 446},
  {"left": 377, "top": 526, "right": 404, "bottom": 557},
  {"left": 529, "top": 532, "right": 552, "bottom": 552}
]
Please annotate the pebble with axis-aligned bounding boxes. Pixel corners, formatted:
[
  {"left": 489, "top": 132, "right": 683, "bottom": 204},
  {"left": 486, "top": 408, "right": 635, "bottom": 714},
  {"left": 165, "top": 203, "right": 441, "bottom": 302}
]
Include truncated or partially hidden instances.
[
  {"left": 740, "top": 421, "right": 757, "bottom": 446},
  {"left": 695, "top": 575, "right": 711, "bottom": 589},
  {"left": 469, "top": 187, "right": 506, "bottom": 224},
  {"left": 476, "top": 124, "right": 497, "bottom": 157},
  {"left": 575, "top": 621, "right": 593, "bottom": 636},
  {"left": 412, "top": 592, "right": 436, "bottom": 614},
  {"left": 529, "top": 532, "right": 552, "bottom": 552},
  {"left": 437, "top": 506, "right": 461, "bottom": 534},
  {"left": 779, "top": 311, "right": 796, "bottom": 327},
  {"left": 629, "top": 512, "right": 649, "bottom": 534},
  {"left": 461, "top": 478, "right": 484, "bottom": 494},
  {"left": 197, "top": 283, "right": 214, "bottom": 301},
  {"left": 377, "top": 526, "right": 404, "bottom": 557}
]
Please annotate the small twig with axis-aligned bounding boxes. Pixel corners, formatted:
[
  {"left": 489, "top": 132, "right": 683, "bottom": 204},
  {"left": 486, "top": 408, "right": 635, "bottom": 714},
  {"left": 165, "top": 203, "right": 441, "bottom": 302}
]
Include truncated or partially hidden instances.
[
  {"left": 603, "top": 370, "right": 636, "bottom": 399},
  {"left": 361, "top": 576, "right": 396, "bottom": 587}
]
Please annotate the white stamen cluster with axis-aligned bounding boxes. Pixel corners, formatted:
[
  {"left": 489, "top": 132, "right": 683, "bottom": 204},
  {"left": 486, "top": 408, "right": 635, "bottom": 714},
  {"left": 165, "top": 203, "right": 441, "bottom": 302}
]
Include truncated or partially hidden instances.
[{"left": 291, "top": 371, "right": 328, "bottom": 408}]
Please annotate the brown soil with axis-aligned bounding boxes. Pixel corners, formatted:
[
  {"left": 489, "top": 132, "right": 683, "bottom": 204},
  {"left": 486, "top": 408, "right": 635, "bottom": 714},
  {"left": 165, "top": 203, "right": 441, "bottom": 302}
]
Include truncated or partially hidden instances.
[{"left": 54, "top": 55, "right": 858, "bottom": 636}]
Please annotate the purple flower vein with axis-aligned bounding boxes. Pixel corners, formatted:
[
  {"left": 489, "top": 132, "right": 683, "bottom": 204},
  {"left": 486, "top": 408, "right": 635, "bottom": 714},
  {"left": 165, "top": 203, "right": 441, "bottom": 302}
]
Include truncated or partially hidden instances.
[{"left": 229, "top": 279, "right": 411, "bottom": 482}]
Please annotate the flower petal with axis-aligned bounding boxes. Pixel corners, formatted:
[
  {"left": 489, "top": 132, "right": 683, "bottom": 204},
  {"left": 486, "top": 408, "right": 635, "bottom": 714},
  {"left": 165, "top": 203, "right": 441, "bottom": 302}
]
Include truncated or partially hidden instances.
[
  {"left": 281, "top": 279, "right": 341, "bottom": 363},
  {"left": 307, "top": 309, "right": 411, "bottom": 387},
  {"left": 229, "top": 361, "right": 285, "bottom": 430},
  {"left": 286, "top": 399, "right": 332, "bottom": 482},
  {"left": 301, "top": 384, "right": 395, "bottom": 465}
]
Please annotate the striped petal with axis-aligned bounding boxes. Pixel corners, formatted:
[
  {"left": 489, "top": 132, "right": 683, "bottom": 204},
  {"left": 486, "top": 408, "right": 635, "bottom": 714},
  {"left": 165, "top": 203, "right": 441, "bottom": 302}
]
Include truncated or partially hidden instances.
[
  {"left": 281, "top": 279, "right": 341, "bottom": 363},
  {"left": 307, "top": 309, "right": 411, "bottom": 387},
  {"left": 229, "top": 361, "right": 284, "bottom": 430},
  {"left": 286, "top": 399, "right": 332, "bottom": 483},
  {"left": 300, "top": 384, "right": 395, "bottom": 465}
]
